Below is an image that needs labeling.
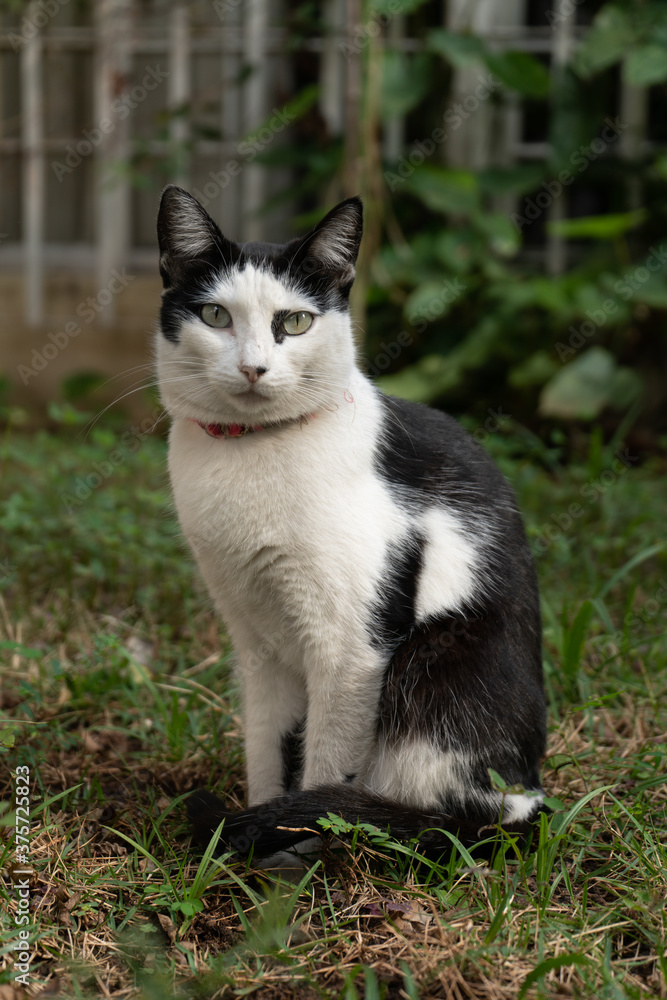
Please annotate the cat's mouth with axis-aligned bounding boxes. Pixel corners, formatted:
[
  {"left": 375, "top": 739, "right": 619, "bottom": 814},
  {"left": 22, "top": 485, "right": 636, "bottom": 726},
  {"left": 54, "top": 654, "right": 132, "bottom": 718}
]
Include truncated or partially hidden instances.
[{"left": 233, "top": 387, "right": 266, "bottom": 402}]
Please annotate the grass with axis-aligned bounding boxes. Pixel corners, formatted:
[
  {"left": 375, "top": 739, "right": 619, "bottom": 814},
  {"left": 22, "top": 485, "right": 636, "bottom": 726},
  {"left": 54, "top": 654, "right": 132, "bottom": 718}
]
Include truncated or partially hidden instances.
[{"left": 0, "top": 414, "right": 665, "bottom": 999}]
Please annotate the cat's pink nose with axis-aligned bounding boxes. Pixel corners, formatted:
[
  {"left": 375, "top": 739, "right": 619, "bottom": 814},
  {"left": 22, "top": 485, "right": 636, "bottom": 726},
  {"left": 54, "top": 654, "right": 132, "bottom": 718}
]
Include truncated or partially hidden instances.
[{"left": 239, "top": 365, "right": 268, "bottom": 384}]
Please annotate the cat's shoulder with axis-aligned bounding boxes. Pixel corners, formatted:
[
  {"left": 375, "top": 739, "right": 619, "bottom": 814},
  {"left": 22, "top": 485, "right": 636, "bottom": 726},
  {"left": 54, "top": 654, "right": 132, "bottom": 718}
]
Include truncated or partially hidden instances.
[{"left": 372, "top": 390, "right": 511, "bottom": 502}]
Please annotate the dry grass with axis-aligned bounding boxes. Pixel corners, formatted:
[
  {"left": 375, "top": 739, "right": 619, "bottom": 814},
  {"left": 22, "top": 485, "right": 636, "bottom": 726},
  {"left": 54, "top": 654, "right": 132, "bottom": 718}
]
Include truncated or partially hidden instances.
[{"left": 1, "top": 669, "right": 665, "bottom": 999}]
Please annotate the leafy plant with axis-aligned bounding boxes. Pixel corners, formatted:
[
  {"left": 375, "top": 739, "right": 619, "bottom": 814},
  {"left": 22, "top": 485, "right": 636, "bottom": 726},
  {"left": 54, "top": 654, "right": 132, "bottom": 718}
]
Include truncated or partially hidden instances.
[{"left": 251, "top": 1, "right": 667, "bottom": 446}]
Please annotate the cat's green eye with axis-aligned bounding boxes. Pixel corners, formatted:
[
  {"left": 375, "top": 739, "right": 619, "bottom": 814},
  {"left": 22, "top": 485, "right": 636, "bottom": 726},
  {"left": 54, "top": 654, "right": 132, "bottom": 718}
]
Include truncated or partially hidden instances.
[
  {"left": 200, "top": 303, "right": 232, "bottom": 328},
  {"left": 283, "top": 311, "right": 313, "bottom": 336}
]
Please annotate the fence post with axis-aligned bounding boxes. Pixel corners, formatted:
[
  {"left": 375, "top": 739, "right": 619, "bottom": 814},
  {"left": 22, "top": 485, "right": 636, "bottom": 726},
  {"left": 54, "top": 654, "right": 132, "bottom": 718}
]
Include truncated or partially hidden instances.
[
  {"left": 169, "top": 3, "right": 191, "bottom": 189},
  {"left": 218, "top": 0, "right": 243, "bottom": 237},
  {"left": 343, "top": 0, "right": 362, "bottom": 198},
  {"left": 21, "top": 2, "right": 44, "bottom": 326},
  {"left": 320, "top": 0, "right": 345, "bottom": 138},
  {"left": 619, "top": 83, "right": 647, "bottom": 214},
  {"left": 546, "top": 7, "right": 576, "bottom": 277},
  {"left": 243, "top": 0, "right": 268, "bottom": 241},
  {"left": 95, "top": 0, "right": 132, "bottom": 326}
]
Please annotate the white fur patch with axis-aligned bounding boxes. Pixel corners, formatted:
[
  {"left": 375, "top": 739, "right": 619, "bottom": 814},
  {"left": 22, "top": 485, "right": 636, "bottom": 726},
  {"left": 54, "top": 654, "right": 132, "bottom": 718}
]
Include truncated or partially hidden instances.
[
  {"left": 501, "top": 791, "right": 544, "bottom": 823},
  {"left": 365, "top": 739, "right": 468, "bottom": 809},
  {"left": 415, "top": 507, "right": 479, "bottom": 621}
]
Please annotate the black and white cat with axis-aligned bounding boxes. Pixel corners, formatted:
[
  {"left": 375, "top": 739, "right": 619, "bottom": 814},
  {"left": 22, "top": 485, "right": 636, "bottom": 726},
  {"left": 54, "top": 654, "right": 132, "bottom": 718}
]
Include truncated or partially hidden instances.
[{"left": 156, "top": 186, "right": 546, "bottom": 858}]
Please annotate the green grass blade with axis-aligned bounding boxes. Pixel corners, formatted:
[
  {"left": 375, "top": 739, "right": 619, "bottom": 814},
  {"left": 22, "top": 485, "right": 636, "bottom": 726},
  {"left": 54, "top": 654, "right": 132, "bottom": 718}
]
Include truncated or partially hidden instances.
[
  {"left": 596, "top": 543, "right": 664, "bottom": 601},
  {"left": 551, "top": 784, "right": 617, "bottom": 835},
  {"left": 562, "top": 600, "right": 595, "bottom": 679},
  {"left": 518, "top": 952, "right": 590, "bottom": 999}
]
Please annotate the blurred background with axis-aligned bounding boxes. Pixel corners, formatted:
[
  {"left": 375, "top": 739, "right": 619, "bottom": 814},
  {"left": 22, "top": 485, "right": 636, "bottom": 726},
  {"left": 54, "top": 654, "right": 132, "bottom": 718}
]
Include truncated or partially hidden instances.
[{"left": 1, "top": 0, "right": 666, "bottom": 449}]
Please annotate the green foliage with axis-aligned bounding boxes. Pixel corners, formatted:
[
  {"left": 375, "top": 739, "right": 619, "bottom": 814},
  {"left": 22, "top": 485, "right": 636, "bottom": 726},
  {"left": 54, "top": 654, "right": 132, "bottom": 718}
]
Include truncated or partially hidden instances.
[
  {"left": 539, "top": 347, "right": 642, "bottom": 420},
  {"left": 370, "top": 159, "right": 667, "bottom": 421},
  {"left": 380, "top": 51, "right": 432, "bottom": 119},
  {"left": 426, "top": 28, "right": 550, "bottom": 96},
  {"left": 254, "top": 0, "right": 667, "bottom": 440},
  {"left": 573, "top": 3, "right": 667, "bottom": 84}
]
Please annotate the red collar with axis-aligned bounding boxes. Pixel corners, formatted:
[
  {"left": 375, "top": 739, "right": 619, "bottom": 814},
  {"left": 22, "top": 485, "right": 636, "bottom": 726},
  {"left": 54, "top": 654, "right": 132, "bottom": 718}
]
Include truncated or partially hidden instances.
[
  {"left": 192, "top": 420, "right": 262, "bottom": 438},
  {"left": 190, "top": 414, "right": 316, "bottom": 439}
]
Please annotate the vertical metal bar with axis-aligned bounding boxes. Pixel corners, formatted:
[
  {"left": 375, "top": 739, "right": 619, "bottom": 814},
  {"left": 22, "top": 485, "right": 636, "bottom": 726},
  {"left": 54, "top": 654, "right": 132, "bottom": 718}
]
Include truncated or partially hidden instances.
[
  {"left": 320, "top": 0, "right": 345, "bottom": 137},
  {"left": 21, "top": 3, "right": 44, "bottom": 325},
  {"left": 444, "top": 0, "right": 498, "bottom": 170},
  {"left": 383, "top": 12, "right": 405, "bottom": 162},
  {"left": 546, "top": 2, "right": 574, "bottom": 276},
  {"left": 619, "top": 83, "right": 646, "bottom": 213},
  {"left": 243, "top": 0, "right": 268, "bottom": 241},
  {"left": 219, "top": 0, "right": 242, "bottom": 236},
  {"left": 95, "top": 0, "right": 132, "bottom": 325},
  {"left": 169, "top": 3, "right": 190, "bottom": 188},
  {"left": 343, "top": 0, "right": 362, "bottom": 197}
]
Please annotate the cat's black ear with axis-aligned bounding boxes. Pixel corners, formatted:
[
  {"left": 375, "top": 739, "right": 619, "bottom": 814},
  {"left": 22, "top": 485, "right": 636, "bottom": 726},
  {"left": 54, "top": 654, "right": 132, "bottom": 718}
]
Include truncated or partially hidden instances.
[
  {"left": 296, "top": 197, "right": 363, "bottom": 283},
  {"left": 157, "top": 185, "right": 239, "bottom": 287}
]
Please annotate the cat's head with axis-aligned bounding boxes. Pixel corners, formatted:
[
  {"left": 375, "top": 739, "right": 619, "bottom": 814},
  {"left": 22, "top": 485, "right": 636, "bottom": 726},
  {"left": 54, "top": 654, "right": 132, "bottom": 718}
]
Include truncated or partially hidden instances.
[{"left": 156, "top": 186, "right": 363, "bottom": 428}]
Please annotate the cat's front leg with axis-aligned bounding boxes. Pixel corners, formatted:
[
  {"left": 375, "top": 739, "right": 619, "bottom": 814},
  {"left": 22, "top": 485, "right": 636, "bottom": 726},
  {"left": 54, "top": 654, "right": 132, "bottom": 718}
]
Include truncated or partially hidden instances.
[
  {"left": 301, "top": 648, "right": 385, "bottom": 789},
  {"left": 239, "top": 650, "right": 306, "bottom": 806}
]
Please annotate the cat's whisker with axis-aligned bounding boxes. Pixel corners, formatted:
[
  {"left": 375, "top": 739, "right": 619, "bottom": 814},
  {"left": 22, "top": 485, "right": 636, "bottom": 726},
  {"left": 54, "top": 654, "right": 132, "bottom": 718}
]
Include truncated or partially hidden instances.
[
  {"left": 89, "top": 361, "right": 207, "bottom": 405},
  {"left": 93, "top": 363, "right": 158, "bottom": 389},
  {"left": 79, "top": 381, "right": 173, "bottom": 439}
]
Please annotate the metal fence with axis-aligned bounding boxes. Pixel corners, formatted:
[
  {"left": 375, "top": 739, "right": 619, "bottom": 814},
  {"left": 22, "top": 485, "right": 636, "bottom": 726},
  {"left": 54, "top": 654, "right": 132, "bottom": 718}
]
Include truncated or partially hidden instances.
[{"left": 0, "top": 0, "right": 653, "bottom": 326}]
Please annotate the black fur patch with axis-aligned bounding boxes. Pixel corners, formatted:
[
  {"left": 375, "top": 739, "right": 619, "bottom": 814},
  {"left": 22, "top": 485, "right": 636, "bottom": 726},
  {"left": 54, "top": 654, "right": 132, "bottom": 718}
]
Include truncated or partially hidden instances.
[
  {"left": 374, "top": 394, "right": 514, "bottom": 527},
  {"left": 160, "top": 278, "right": 220, "bottom": 343},
  {"left": 378, "top": 597, "right": 545, "bottom": 780},
  {"left": 369, "top": 534, "right": 423, "bottom": 649},
  {"left": 271, "top": 309, "right": 290, "bottom": 345},
  {"left": 371, "top": 391, "right": 545, "bottom": 789},
  {"left": 281, "top": 719, "right": 305, "bottom": 791}
]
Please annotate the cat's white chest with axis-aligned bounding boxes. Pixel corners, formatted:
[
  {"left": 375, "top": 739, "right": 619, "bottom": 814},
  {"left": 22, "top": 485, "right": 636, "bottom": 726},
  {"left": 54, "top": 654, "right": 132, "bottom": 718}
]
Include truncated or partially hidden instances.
[{"left": 167, "top": 381, "right": 407, "bottom": 652}]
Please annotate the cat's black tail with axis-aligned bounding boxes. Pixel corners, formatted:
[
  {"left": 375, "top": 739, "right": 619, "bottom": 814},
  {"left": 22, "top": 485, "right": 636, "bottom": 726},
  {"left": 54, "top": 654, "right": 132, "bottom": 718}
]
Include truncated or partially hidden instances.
[{"left": 187, "top": 786, "right": 539, "bottom": 859}]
